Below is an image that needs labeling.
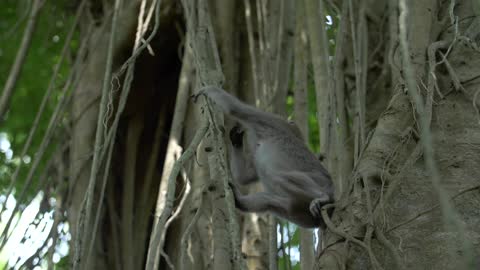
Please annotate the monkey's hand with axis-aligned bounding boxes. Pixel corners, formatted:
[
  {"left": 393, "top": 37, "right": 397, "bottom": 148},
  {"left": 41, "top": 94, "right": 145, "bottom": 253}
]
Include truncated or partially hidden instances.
[
  {"left": 191, "top": 89, "right": 204, "bottom": 103},
  {"left": 228, "top": 182, "right": 244, "bottom": 210},
  {"left": 228, "top": 182, "right": 240, "bottom": 197},
  {"left": 309, "top": 195, "right": 332, "bottom": 219},
  {"left": 191, "top": 86, "right": 219, "bottom": 103},
  {"left": 191, "top": 86, "right": 235, "bottom": 113}
]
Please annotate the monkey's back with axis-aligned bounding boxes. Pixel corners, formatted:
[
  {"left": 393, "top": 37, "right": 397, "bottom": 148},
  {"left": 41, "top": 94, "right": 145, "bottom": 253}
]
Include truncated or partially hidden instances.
[
  {"left": 250, "top": 120, "right": 330, "bottom": 175},
  {"left": 251, "top": 123, "right": 333, "bottom": 195}
]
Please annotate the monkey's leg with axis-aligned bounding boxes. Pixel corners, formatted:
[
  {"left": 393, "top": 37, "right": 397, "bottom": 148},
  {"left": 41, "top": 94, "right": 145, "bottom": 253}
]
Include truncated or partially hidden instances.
[
  {"left": 236, "top": 193, "right": 289, "bottom": 216},
  {"left": 229, "top": 184, "right": 288, "bottom": 215},
  {"left": 194, "top": 86, "right": 287, "bottom": 128},
  {"left": 278, "top": 171, "right": 331, "bottom": 199},
  {"left": 274, "top": 171, "right": 332, "bottom": 219}
]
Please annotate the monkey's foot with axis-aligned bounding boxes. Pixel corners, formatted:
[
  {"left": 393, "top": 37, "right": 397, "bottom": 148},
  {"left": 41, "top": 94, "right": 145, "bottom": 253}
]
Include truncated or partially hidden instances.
[{"left": 309, "top": 196, "right": 331, "bottom": 219}]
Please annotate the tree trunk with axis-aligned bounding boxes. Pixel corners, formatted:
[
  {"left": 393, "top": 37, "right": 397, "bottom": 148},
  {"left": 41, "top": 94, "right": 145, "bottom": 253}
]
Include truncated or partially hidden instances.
[
  {"left": 316, "top": 0, "right": 480, "bottom": 269},
  {"left": 69, "top": 1, "right": 182, "bottom": 269},
  {"left": 64, "top": 0, "right": 480, "bottom": 269}
]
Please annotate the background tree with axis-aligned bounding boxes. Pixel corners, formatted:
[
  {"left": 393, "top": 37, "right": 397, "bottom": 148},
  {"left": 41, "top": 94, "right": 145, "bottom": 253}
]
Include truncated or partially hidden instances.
[{"left": 0, "top": 0, "right": 479, "bottom": 270}]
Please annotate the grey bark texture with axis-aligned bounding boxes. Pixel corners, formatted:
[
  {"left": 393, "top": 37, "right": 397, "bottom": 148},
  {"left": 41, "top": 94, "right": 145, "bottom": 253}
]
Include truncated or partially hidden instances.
[
  {"left": 317, "top": 0, "right": 480, "bottom": 269},
  {"left": 60, "top": 0, "right": 480, "bottom": 269}
]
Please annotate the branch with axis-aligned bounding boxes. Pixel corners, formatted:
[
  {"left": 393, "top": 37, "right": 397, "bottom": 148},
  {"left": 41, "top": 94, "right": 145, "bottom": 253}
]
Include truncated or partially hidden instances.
[
  {"left": 0, "top": 18, "right": 90, "bottom": 249},
  {"left": 79, "top": 0, "right": 163, "bottom": 267},
  {"left": 74, "top": 0, "right": 123, "bottom": 267},
  {"left": 179, "top": 1, "right": 245, "bottom": 269},
  {"left": 180, "top": 188, "right": 205, "bottom": 270},
  {"left": 159, "top": 169, "right": 192, "bottom": 269},
  {"left": 0, "top": 0, "right": 45, "bottom": 121},
  {"left": 348, "top": 0, "right": 367, "bottom": 152},
  {"left": 144, "top": 123, "right": 209, "bottom": 270},
  {"left": 142, "top": 25, "right": 194, "bottom": 269},
  {"left": 0, "top": 0, "right": 87, "bottom": 217},
  {"left": 304, "top": 0, "right": 334, "bottom": 153},
  {"left": 321, "top": 204, "right": 383, "bottom": 270}
]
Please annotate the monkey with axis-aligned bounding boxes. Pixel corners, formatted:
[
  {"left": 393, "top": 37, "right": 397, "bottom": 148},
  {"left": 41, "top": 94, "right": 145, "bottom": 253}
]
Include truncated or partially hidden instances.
[
  {"left": 228, "top": 121, "right": 305, "bottom": 185},
  {"left": 228, "top": 125, "right": 257, "bottom": 186},
  {"left": 227, "top": 122, "right": 333, "bottom": 228},
  {"left": 193, "top": 86, "right": 334, "bottom": 228}
]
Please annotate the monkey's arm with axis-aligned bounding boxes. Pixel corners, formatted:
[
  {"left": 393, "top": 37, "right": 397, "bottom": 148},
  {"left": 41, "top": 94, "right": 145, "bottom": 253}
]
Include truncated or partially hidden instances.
[
  {"left": 228, "top": 124, "right": 258, "bottom": 185},
  {"left": 194, "top": 86, "right": 282, "bottom": 125},
  {"left": 228, "top": 145, "right": 258, "bottom": 185}
]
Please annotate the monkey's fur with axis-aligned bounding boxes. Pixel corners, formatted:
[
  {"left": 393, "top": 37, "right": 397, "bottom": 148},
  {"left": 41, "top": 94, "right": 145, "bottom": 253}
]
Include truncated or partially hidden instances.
[{"left": 195, "top": 86, "right": 334, "bottom": 228}]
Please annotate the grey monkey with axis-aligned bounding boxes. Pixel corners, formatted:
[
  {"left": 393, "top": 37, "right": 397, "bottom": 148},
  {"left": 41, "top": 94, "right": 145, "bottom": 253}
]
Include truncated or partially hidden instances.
[{"left": 194, "top": 86, "right": 334, "bottom": 228}]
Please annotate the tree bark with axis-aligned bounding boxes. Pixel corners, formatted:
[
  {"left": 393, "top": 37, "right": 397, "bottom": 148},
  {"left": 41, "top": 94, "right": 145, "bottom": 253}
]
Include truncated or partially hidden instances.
[
  {"left": 69, "top": 1, "right": 182, "bottom": 269},
  {"left": 58, "top": 1, "right": 480, "bottom": 269},
  {"left": 317, "top": 0, "right": 480, "bottom": 269}
]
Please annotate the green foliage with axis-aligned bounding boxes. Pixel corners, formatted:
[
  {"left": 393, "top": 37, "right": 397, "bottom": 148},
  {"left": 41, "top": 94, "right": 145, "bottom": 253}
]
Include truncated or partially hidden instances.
[
  {"left": 285, "top": 74, "right": 320, "bottom": 153},
  {"left": 277, "top": 221, "right": 302, "bottom": 269},
  {"left": 0, "top": 1, "right": 77, "bottom": 268},
  {"left": 0, "top": 0, "right": 76, "bottom": 195},
  {"left": 55, "top": 254, "right": 70, "bottom": 269},
  {"left": 279, "top": 256, "right": 300, "bottom": 270},
  {"left": 282, "top": 12, "right": 338, "bottom": 269},
  {"left": 307, "top": 81, "right": 320, "bottom": 152},
  {"left": 290, "top": 227, "right": 300, "bottom": 246}
]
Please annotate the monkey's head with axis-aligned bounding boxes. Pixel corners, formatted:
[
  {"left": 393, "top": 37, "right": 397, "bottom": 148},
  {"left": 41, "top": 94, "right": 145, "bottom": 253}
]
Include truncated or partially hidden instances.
[{"left": 229, "top": 125, "right": 244, "bottom": 148}]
